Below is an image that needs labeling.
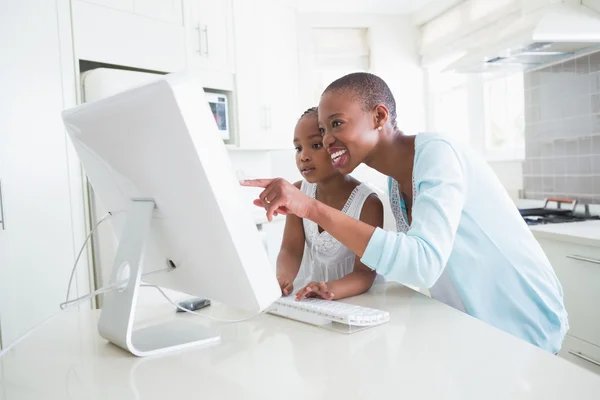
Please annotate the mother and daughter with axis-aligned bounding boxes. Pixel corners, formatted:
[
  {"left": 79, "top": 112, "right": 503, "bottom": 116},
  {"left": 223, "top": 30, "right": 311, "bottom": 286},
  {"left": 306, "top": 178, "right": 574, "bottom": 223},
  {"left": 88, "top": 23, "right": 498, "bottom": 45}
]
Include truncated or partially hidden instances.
[{"left": 242, "top": 72, "right": 568, "bottom": 355}]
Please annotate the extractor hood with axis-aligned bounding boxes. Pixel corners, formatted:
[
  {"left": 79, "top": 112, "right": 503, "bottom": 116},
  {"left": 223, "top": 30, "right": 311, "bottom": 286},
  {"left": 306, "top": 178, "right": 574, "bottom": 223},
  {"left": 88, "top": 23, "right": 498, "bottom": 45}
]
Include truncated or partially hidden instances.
[{"left": 446, "top": 2, "right": 600, "bottom": 74}]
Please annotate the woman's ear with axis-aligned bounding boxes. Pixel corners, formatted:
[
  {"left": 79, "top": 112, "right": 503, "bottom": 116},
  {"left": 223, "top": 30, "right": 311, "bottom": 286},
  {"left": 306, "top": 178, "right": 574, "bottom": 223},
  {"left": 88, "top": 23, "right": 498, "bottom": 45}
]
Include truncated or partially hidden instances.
[{"left": 373, "top": 104, "right": 390, "bottom": 129}]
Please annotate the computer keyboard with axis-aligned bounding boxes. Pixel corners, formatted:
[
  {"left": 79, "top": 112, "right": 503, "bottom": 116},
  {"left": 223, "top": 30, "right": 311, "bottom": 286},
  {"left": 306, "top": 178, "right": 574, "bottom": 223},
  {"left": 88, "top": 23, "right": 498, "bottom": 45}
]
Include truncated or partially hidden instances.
[{"left": 268, "top": 296, "right": 390, "bottom": 329}]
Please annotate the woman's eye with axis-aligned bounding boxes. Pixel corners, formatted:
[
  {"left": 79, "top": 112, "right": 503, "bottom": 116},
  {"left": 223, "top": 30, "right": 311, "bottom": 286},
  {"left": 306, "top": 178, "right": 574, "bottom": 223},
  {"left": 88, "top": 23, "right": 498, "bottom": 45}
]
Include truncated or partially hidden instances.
[
  {"left": 332, "top": 120, "right": 342, "bottom": 128},
  {"left": 295, "top": 146, "right": 302, "bottom": 152},
  {"left": 312, "top": 143, "right": 323, "bottom": 149},
  {"left": 318, "top": 127, "right": 325, "bottom": 135}
]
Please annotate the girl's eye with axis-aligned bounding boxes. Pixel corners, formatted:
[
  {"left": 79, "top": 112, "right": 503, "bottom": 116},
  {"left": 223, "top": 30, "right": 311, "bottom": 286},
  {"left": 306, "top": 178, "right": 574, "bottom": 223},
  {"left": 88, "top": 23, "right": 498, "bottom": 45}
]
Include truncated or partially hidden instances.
[
  {"left": 332, "top": 120, "right": 342, "bottom": 128},
  {"left": 312, "top": 143, "right": 323, "bottom": 149},
  {"left": 318, "top": 127, "right": 325, "bottom": 135},
  {"left": 295, "top": 146, "right": 302, "bottom": 153}
]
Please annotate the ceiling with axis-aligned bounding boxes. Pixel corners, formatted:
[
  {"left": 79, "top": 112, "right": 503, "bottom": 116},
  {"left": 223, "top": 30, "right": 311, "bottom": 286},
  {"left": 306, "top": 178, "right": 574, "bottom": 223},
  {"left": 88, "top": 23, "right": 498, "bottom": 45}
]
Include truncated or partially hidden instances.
[{"left": 292, "top": 0, "right": 448, "bottom": 15}]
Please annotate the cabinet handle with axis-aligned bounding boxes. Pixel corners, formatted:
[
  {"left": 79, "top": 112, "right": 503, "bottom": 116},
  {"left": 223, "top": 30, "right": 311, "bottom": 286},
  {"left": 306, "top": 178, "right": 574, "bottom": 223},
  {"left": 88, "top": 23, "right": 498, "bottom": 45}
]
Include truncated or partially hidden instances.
[
  {"left": 195, "top": 23, "right": 202, "bottom": 55},
  {"left": 566, "top": 255, "right": 600, "bottom": 265},
  {"left": 568, "top": 350, "right": 600, "bottom": 367},
  {"left": 0, "top": 179, "right": 5, "bottom": 230},
  {"left": 266, "top": 105, "right": 271, "bottom": 130},
  {"left": 261, "top": 106, "right": 269, "bottom": 130},
  {"left": 202, "top": 25, "right": 209, "bottom": 57}
]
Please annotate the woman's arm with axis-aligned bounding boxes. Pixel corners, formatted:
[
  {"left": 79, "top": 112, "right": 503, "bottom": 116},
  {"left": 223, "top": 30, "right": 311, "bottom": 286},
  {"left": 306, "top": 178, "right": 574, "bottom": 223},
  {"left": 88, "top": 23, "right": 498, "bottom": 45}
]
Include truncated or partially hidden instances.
[{"left": 242, "top": 139, "right": 466, "bottom": 289}]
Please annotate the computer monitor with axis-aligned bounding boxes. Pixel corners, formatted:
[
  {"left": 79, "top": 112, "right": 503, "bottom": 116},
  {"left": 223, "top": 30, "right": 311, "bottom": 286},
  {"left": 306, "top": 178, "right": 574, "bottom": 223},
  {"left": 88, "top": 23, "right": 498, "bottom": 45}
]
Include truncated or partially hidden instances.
[{"left": 61, "top": 69, "right": 281, "bottom": 357}]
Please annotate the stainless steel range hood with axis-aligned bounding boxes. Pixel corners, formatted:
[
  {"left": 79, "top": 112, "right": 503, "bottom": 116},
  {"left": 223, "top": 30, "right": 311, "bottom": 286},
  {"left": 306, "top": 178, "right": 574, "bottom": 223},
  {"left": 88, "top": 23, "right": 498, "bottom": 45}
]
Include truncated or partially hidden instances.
[{"left": 445, "top": 3, "right": 600, "bottom": 74}]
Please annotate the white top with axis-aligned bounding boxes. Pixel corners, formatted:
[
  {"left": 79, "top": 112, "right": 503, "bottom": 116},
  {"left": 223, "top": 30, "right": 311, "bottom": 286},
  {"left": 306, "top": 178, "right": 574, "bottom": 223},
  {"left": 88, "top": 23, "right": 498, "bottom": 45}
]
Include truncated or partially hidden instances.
[
  {"left": 1, "top": 283, "right": 599, "bottom": 399},
  {"left": 293, "top": 181, "right": 375, "bottom": 288}
]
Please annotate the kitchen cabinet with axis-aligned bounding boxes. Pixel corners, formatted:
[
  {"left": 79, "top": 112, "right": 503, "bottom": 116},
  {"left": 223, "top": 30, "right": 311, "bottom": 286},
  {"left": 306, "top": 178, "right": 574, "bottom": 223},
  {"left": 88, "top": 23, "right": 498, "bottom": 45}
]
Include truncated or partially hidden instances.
[
  {"left": 185, "top": 0, "right": 234, "bottom": 74},
  {"left": 72, "top": 0, "right": 186, "bottom": 72},
  {"left": 76, "top": 0, "right": 183, "bottom": 25},
  {"left": 537, "top": 237, "right": 600, "bottom": 374},
  {"left": 0, "top": 0, "right": 81, "bottom": 348},
  {"left": 233, "top": 0, "right": 300, "bottom": 149}
]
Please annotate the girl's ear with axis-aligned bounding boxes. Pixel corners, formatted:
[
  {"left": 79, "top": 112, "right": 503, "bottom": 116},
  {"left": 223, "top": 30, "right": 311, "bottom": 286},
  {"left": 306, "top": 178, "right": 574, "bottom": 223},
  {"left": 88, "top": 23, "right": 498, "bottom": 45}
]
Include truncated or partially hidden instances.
[{"left": 373, "top": 104, "right": 390, "bottom": 129}]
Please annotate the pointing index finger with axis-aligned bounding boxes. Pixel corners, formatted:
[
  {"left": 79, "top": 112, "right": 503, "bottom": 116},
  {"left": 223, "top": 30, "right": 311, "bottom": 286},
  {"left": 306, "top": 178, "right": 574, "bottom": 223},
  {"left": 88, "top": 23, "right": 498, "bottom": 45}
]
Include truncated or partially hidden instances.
[{"left": 239, "top": 178, "right": 274, "bottom": 188}]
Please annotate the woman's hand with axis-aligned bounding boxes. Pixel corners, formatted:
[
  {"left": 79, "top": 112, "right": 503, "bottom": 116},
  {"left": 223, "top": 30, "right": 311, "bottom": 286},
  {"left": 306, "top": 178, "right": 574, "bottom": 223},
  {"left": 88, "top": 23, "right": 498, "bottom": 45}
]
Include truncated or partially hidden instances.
[
  {"left": 295, "top": 281, "right": 335, "bottom": 301},
  {"left": 240, "top": 178, "right": 316, "bottom": 222}
]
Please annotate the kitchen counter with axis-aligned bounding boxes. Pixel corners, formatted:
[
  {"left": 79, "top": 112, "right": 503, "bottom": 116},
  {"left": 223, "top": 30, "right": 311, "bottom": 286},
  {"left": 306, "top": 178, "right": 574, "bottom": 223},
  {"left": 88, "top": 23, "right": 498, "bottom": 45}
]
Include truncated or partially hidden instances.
[
  {"left": 513, "top": 199, "right": 600, "bottom": 247},
  {"left": 529, "top": 220, "right": 600, "bottom": 247},
  {"left": 1, "top": 283, "right": 599, "bottom": 399}
]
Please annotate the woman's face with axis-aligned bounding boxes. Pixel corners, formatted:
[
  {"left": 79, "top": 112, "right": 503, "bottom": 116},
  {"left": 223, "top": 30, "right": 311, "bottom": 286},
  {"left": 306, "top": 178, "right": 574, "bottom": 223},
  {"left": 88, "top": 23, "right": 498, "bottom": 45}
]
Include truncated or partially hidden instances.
[
  {"left": 294, "top": 113, "right": 338, "bottom": 183},
  {"left": 318, "top": 90, "right": 379, "bottom": 175}
]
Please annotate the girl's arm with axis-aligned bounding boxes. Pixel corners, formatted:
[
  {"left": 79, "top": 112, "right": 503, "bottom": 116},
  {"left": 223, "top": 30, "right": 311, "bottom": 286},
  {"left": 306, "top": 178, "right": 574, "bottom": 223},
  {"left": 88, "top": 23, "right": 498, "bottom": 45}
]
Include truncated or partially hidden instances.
[
  {"left": 275, "top": 182, "right": 305, "bottom": 295},
  {"left": 295, "top": 194, "right": 383, "bottom": 300}
]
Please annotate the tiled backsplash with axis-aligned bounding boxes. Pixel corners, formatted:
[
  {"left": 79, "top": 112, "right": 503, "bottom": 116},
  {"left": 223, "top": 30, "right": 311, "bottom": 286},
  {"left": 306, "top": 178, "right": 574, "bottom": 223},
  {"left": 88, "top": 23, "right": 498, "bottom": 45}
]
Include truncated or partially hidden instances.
[{"left": 523, "top": 51, "right": 600, "bottom": 204}]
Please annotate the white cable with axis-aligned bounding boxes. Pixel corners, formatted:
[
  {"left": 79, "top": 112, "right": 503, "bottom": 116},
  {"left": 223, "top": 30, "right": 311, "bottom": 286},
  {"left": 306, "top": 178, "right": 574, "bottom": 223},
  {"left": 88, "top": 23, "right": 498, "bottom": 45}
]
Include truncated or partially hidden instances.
[
  {"left": 65, "top": 212, "right": 117, "bottom": 305},
  {"left": 142, "top": 284, "right": 266, "bottom": 323},
  {"left": 60, "top": 267, "right": 173, "bottom": 309},
  {"left": 0, "top": 285, "right": 115, "bottom": 359}
]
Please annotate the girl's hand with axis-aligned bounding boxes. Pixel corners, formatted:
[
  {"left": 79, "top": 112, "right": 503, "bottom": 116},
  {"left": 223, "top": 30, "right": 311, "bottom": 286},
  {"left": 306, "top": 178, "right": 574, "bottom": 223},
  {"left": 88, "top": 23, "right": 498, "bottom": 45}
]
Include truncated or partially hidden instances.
[
  {"left": 240, "top": 178, "right": 316, "bottom": 222},
  {"left": 277, "top": 275, "right": 294, "bottom": 296},
  {"left": 295, "top": 281, "right": 334, "bottom": 301}
]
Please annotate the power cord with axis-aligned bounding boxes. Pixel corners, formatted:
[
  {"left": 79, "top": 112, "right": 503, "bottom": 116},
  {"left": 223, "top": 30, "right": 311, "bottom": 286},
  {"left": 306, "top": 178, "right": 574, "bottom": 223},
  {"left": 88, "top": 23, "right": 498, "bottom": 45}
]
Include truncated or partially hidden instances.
[
  {"left": 142, "top": 284, "right": 266, "bottom": 323},
  {"left": 64, "top": 211, "right": 121, "bottom": 305}
]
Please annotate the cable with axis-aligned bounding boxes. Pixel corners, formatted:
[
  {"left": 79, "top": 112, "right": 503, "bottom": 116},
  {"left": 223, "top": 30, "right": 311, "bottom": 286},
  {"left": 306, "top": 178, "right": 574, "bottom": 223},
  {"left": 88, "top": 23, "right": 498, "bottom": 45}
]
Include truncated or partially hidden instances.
[
  {"left": 142, "top": 284, "right": 266, "bottom": 323},
  {"left": 60, "top": 267, "right": 173, "bottom": 309},
  {"left": 0, "top": 285, "right": 116, "bottom": 359},
  {"left": 65, "top": 212, "right": 117, "bottom": 305}
]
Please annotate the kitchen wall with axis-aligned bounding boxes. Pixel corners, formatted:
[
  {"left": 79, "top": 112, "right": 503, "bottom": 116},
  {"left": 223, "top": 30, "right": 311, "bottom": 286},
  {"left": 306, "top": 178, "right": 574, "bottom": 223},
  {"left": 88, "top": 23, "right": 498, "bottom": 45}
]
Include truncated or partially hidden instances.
[{"left": 523, "top": 50, "right": 600, "bottom": 204}]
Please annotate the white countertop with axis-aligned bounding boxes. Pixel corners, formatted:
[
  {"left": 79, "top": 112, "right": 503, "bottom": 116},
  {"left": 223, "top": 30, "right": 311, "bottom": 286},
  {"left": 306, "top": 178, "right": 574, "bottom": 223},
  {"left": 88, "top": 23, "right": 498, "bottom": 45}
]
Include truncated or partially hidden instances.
[
  {"left": 1, "top": 283, "right": 599, "bottom": 399},
  {"left": 529, "top": 220, "right": 600, "bottom": 247},
  {"left": 513, "top": 199, "right": 600, "bottom": 247}
]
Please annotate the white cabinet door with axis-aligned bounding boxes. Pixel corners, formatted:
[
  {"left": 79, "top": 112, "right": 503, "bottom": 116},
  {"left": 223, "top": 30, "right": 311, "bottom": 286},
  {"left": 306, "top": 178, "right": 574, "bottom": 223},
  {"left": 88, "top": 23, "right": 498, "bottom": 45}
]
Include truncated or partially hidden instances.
[
  {"left": 135, "top": 0, "right": 183, "bottom": 25},
  {"left": 537, "top": 238, "right": 600, "bottom": 347},
  {"left": 0, "top": 0, "right": 78, "bottom": 347},
  {"left": 233, "top": 0, "right": 300, "bottom": 149},
  {"left": 72, "top": 0, "right": 186, "bottom": 72},
  {"left": 559, "top": 334, "right": 600, "bottom": 375},
  {"left": 186, "top": 0, "right": 233, "bottom": 73}
]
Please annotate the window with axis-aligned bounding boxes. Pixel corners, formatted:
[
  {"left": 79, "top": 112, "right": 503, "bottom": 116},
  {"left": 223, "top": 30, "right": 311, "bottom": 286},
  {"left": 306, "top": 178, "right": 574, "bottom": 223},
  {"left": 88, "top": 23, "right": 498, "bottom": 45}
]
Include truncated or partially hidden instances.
[
  {"left": 310, "top": 28, "right": 370, "bottom": 103},
  {"left": 432, "top": 86, "right": 470, "bottom": 143},
  {"left": 483, "top": 73, "right": 525, "bottom": 160},
  {"left": 427, "top": 61, "right": 470, "bottom": 144}
]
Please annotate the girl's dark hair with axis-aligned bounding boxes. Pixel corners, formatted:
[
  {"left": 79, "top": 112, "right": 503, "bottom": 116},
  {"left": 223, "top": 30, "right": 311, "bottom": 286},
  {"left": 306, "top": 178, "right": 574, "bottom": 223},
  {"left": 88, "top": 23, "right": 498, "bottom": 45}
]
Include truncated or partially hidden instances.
[
  {"left": 299, "top": 107, "right": 318, "bottom": 120},
  {"left": 323, "top": 72, "right": 397, "bottom": 129}
]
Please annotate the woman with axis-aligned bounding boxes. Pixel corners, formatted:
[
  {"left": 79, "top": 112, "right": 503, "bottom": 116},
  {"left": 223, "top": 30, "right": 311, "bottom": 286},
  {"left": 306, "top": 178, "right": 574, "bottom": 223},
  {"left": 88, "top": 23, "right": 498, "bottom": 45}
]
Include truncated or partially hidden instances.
[{"left": 242, "top": 72, "right": 568, "bottom": 354}]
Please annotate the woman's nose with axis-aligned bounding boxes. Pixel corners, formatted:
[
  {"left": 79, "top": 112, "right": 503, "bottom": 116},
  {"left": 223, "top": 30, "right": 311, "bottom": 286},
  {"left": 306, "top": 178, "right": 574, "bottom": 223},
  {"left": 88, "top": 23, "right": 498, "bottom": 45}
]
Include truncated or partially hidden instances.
[{"left": 322, "top": 132, "right": 334, "bottom": 149}]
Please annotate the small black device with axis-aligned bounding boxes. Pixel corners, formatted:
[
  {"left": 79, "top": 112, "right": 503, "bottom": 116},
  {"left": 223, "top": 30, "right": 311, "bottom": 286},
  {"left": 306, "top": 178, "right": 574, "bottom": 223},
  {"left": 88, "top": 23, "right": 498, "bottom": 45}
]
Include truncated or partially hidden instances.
[{"left": 176, "top": 298, "right": 211, "bottom": 313}]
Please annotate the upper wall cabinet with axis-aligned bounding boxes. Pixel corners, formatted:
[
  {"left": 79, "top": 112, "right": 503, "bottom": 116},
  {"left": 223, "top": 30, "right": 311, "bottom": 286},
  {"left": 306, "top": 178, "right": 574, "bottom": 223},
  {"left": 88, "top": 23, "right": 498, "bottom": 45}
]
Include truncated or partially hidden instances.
[
  {"left": 72, "top": 0, "right": 186, "bottom": 72},
  {"left": 77, "top": 0, "right": 183, "bottom": 24},
  {"left": 233, "top": 0, "right": 300, "bottom": 149},
  {"left": 185, "top": 0, "right": 234, "bottom": 74}
]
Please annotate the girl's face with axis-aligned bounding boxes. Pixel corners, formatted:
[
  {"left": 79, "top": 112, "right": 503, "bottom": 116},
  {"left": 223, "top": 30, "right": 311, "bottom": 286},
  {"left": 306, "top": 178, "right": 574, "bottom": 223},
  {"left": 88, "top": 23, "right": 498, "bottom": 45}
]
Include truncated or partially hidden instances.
[
  {"left": 294, "top": 113, "right": 338, "bottom": 183},
  {"left": 318, "top": 90, "right": 380, "bottom": 175}
]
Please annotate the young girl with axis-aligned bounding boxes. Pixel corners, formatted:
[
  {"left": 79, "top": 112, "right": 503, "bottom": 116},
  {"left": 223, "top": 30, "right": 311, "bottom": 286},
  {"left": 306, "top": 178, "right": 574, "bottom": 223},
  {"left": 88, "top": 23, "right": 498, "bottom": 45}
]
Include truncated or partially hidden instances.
[
  {"left": 243, "top": 73, "right": 568, "bottom": 355},
  {"left": 275, "top": 107, "right": 383, "bottom": 301}
]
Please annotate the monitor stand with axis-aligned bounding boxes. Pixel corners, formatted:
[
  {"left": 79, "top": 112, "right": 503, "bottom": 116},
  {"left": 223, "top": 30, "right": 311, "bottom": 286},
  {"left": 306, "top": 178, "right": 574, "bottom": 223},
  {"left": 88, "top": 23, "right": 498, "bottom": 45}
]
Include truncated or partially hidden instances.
[{"left": 97, "top": 198, "right": 220, "bottom": 357}]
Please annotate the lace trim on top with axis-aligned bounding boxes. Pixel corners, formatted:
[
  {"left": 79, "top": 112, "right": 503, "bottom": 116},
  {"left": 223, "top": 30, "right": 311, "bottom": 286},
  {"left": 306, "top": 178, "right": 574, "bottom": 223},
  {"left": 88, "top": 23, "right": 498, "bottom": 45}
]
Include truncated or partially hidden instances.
[{"left": 390, "top": 176, "right": 417, "bottom": 234}]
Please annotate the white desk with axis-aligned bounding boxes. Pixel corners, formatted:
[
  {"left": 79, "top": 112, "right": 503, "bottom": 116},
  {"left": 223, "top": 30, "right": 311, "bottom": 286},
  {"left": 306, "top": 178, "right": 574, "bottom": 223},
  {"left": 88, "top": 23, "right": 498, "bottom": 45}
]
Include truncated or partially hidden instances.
[{"left": 1, "top": 284, "right": 599, "bottom": 399}]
